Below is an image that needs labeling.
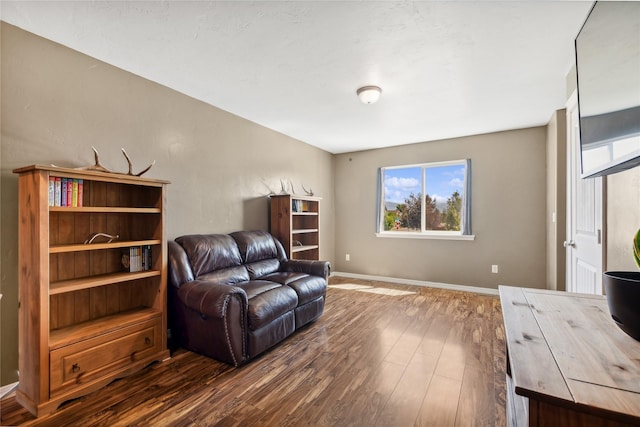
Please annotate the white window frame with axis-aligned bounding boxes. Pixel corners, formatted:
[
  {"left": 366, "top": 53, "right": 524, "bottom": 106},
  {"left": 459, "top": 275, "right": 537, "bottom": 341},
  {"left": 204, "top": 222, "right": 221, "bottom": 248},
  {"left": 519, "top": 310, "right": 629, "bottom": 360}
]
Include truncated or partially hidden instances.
[{"left": 376, "top": 159, "right": 475, "bottom": 241}]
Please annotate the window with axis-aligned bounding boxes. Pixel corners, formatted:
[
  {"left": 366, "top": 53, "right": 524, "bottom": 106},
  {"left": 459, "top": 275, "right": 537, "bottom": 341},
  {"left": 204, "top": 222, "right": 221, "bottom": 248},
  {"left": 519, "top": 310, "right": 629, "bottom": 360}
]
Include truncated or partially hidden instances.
[{"left": 376, "top": 159, "right": 473, "bottom": 239}]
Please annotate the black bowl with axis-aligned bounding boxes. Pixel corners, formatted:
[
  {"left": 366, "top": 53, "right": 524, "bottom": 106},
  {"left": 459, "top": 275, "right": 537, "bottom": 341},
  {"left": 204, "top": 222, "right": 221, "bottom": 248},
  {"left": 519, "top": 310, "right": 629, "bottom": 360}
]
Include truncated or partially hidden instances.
[{"left": 603, "top": 271, "right": 640, "bottom": 341}]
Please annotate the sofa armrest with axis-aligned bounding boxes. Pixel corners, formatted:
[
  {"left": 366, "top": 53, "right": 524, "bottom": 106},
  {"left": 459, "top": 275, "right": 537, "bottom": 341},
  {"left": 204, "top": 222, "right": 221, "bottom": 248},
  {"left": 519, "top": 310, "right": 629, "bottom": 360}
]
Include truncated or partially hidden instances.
[
  {"left": 173, "top": 280, "right": 249, "bottom": 366},
  {"left": 282, "top": 259, "right": 331, "bottom": 280},
  {"left": 177, "top": 280, "right": 248, "bottom": 319},
  {"left": 168, "top": 240, "right": 195, "bottom": 289}
]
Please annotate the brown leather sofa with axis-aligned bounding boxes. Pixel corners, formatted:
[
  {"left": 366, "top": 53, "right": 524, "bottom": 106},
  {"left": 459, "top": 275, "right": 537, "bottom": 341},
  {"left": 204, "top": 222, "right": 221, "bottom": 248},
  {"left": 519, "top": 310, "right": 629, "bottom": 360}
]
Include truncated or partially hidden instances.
[{"left": 167, "top": 230, "right": 330, "bottom": 366}]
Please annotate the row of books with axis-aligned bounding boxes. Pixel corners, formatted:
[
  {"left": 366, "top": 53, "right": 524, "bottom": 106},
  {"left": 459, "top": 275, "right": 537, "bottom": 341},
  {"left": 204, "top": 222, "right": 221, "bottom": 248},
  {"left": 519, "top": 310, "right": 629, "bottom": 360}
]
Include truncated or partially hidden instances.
[
  {"left": 48, "top": 177, "right": 84, "bottom": 207},
  {"left": 292, "top": 199, "right": 303, "bottom": 212},
  {"left": 121, "top": 245, "right": 153, "bottom": 273},
  {"left": 291, "top": 199, "right": 310, "bottom": 213}
]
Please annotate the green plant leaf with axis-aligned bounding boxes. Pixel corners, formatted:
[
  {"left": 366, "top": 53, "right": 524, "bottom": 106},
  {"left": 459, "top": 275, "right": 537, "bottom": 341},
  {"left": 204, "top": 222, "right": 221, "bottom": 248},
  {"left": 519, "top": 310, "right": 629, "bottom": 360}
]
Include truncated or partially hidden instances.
[{"left": 634, "top": 228, "right": 640, "bottom": 270}]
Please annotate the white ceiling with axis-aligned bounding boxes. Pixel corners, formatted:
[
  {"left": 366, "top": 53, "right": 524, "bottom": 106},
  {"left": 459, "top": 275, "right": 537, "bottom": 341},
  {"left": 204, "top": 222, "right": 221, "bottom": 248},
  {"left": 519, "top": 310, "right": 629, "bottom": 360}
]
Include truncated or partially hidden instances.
[{"left": 0, "top": 1, "right": 594, "bottom": 154}]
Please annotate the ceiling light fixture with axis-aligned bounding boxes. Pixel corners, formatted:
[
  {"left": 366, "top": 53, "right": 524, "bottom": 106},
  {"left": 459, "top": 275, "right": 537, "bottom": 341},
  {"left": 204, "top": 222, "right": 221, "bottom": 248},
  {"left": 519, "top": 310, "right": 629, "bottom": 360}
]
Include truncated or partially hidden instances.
[{"left": 356, "top": 85, "right": 382, "bottom": 104}]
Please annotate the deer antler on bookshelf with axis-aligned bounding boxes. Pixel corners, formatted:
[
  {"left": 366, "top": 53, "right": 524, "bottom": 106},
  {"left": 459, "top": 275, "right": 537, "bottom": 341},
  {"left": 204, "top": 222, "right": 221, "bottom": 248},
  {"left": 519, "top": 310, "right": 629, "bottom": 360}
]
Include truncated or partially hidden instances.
[
  {"left": 279, "top": 179, "right": 289, "bottom": 195},
  {"left": 82, "top": 146, "right": 112, "bottom": 173},
  {"left": 73, "top": 147, "right": 155, "bottom": 177},
  {"left": 84, "top": 232, "right": 119, "bottom": 245},
  {"left": 302, "top": 184, "right": 314, "bottom": 196},
  {"left": 121, "top": 148, "right": 155, "bottom": 176}
]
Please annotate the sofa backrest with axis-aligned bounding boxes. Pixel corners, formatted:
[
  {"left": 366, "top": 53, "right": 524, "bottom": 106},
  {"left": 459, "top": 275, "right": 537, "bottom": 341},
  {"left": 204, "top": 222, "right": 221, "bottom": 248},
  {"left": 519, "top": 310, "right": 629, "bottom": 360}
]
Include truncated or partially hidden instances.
[
  {"left": 175, "top": 234, "right": 247, "bottom": 280},
  {"left": 230, "top": 230, "right": 284, "bottom": 279},
  {"left": 170, "top": 231, "right": 290, "bottom": 286}
]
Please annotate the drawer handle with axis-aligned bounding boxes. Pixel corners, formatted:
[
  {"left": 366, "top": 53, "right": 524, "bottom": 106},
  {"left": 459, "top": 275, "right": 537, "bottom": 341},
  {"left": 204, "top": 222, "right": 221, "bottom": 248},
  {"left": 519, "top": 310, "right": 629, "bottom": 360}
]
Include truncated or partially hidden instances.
[
  {"left": 145, "top": 336, "right": 151, "bottom": 345},
  {"left": 72, "top": 363, "right": 80, "bottom": 373}
]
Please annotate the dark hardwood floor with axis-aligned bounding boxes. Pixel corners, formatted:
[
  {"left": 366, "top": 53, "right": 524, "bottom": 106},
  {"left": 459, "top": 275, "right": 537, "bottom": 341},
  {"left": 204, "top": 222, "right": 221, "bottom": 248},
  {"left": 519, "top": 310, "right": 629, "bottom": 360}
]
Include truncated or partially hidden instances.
[{"left": 1, "top": 277, "right": 506, "bottom": 426}]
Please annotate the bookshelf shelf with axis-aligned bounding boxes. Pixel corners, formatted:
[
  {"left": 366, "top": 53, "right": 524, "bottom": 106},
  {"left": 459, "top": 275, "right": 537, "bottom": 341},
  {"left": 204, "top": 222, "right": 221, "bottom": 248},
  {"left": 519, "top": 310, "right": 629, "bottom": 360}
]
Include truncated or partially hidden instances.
[
  {"left": 49, "top": 206, "right": 161, "bottom": 214},
  {"left": 50, "top": 239, "right": 161, "bottom": 254},
  {"left": 50, "top": 270, "right": 161, "bottom": 295},
  {"left": 291, "top": 245, "right": 320, "bottom": 253},
  {"left": 269, "top": 194, "right": 321, "bottom": 261},
  {"left": 14, "top": 164, "right": 170, "bottom": 417}
]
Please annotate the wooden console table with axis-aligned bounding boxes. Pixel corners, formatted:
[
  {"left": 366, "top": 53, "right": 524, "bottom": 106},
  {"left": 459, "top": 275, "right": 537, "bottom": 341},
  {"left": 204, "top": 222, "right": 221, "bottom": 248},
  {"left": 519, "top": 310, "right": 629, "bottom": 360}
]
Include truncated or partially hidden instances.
[{"left": 499, "top": 286, "right": 640, "bottom": 427}]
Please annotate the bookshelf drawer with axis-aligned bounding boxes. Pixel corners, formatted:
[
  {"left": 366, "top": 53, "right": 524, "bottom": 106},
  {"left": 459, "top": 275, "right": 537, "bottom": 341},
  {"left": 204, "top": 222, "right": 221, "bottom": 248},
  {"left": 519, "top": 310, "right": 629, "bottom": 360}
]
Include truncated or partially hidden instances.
[{"left": 50, "top": 318, "right": 161, "bottom": 397}]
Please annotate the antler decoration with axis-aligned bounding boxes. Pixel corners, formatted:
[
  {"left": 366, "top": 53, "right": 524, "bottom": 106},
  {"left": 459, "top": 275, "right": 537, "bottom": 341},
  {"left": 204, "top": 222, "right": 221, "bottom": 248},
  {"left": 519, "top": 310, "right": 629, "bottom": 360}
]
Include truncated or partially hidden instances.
[
  {"left": 75, "top": 146, "right": 155, "bottom": 176},
  {"left": 279, "top": 179, "right": 289, "bottom": 195},
  {"left": 83, "top": 146, "right": 111, "bottom": 173},
  {"left": 302, "top": 184, "right": 314, "bottom": 196},
  {"left": 121, "top": 148, "right": 156, "bottom": 176}
]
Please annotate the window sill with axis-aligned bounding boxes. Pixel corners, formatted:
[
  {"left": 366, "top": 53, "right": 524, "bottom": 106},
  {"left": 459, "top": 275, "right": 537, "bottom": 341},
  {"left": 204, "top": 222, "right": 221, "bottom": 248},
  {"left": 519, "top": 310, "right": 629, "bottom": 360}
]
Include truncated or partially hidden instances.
[{"left": 375, "top": 232, "right": 476, "bottom": 241}]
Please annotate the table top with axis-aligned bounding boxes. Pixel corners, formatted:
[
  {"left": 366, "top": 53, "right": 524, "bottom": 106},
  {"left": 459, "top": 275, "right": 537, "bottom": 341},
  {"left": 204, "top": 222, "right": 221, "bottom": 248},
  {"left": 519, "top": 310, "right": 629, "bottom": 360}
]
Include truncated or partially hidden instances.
[{"left": 499, "top": 286, "right": 640, "bottom": 423}]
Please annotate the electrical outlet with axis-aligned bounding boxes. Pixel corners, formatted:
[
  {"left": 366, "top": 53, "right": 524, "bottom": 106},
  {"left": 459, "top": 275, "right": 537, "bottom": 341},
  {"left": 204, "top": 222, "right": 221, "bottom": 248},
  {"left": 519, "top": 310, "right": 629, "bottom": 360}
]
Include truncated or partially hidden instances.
[
  {"left": 491, "top": 265, "right": 499, "bottom": 274},
  {"left": 345, "top": 253, "right": 350, "bottom": 261}
]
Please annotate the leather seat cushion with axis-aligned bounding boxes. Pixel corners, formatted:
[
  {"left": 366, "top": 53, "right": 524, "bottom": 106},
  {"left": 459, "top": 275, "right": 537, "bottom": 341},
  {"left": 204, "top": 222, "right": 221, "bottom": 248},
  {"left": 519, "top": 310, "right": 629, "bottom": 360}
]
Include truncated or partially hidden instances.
[
  {"left": 264, "top": 273, "right": 327, "bottom": 305},
  {"left": 197, "top": 265, "right": 249, "bottom": 285},
  {"left": 240, "top": 280, "right": 298, "bottom": 330},
  {"left": 245, "top": 258, "right": 280, "bottom": 280}
]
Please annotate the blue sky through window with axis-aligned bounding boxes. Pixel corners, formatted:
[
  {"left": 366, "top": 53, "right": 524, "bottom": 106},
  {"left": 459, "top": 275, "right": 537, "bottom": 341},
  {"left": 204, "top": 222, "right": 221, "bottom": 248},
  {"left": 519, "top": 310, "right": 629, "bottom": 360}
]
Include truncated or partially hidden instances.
[{"left": 384, "top": 164, "right": 465, "bottom": 208}]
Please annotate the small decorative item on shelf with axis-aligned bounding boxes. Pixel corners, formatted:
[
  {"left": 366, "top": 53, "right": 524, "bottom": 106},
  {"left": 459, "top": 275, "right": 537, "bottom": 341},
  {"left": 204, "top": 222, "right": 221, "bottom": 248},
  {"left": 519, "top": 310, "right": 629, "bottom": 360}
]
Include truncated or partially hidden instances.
[
  {"left": 277, "top": 178, "right": 299, "bottom": 195},
  {"left": 302, "top": 184, "right": 314, "bottom": 196},
  {"left": 603, "top": 227, "right": 640, "bottom": 341},
  {"left": 83, "top": 232, "right": 119, "bottom": 245}
]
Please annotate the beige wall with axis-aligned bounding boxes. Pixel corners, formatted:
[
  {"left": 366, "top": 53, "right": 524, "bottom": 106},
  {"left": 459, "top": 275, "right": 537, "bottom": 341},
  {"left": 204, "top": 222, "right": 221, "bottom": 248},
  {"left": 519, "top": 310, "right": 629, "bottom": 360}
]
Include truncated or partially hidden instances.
[
  {"left": 334, "top": 127, "right": 548, "bottom": 290},
  {"left": 607, "top": 167, "right": 640, "bottom": 271},
  {"left": 0, "top": 23, "right": 335, "bottom": 386},
  {"left": 546, "top": 109, "right": 567, "bottom": 291}
]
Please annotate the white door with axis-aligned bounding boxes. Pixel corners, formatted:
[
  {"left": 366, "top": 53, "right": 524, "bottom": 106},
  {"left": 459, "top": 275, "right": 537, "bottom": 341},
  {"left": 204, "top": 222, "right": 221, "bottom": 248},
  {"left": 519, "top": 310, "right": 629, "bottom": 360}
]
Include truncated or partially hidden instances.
[{"left": 565, "top": 92, "right": 604, "bottom": 294}]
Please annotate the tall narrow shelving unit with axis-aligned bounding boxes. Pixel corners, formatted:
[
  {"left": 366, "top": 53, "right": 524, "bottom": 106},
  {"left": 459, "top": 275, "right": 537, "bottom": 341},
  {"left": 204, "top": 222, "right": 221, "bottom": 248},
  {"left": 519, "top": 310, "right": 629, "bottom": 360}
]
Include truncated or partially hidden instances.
[
  {"left": 269, "top": 194, "right": 321, "bottom": 260},
  {"left": 13, "top": 165, "right": 170, "bottom": 417}
]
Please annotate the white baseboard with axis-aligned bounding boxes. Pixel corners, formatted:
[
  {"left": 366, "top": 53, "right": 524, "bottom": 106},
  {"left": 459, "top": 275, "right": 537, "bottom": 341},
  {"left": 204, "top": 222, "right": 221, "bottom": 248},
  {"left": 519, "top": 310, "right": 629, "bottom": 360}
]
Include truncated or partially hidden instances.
[
  {"left": 0, "top": 381, "right": 18, "bottom": 399},
  {"left": 331, "top": 271, "right": 499, "bottom": 296}
]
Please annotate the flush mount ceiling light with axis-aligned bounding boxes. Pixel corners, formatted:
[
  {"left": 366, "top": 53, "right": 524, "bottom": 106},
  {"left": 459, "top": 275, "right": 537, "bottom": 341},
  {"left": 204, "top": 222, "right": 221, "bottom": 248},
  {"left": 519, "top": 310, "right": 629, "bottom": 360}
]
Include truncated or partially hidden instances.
[{"left": 356, "top": 85, "right": 382, "bottom": 104}]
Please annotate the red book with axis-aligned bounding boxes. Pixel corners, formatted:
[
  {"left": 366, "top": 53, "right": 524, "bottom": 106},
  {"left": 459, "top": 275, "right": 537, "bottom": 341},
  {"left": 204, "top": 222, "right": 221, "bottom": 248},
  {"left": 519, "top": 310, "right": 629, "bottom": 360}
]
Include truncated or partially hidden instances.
[{"left": 66, "top": 179, "right": 72, "bottom": 207}]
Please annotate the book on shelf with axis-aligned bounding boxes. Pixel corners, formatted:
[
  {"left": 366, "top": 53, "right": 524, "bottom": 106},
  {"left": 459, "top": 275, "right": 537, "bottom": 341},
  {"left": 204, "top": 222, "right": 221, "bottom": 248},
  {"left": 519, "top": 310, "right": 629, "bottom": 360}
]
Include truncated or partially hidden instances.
[
  {"left": 54, "top": 177, "right": 61, "bottom": 206},
  {"left": 77, "top": 179, "right": 83, "bottom": 207},
  {"left": 121, "top": 246, "right": 153, "bottom": 273},
  {"left": 292, "top": 199, "right": 302, "bottom": 213},
  {"left": 48, "top": 177, "right": 55, "bottom": 207},
  {"left": 145, "top": 244, "right": 152, "bottom": 270},
  {"left": 61, "top": 178, "right": 67, "bottom": 207},
  {"left": 66, "top": 179, "right": 72, "bottom": 207},
  {"left": 72, "top": 179, "right": 78, "bottom": 207}
]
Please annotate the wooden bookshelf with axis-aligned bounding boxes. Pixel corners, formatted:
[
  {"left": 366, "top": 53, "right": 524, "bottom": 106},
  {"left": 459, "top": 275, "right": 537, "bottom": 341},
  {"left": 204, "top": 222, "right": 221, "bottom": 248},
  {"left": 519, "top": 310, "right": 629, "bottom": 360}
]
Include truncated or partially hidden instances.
[
  {"left": 13, "top": 165, "right": 170, "bottom": 417},
  {"left": 269, "top": 194, "right": 321, "bottom": 260}
]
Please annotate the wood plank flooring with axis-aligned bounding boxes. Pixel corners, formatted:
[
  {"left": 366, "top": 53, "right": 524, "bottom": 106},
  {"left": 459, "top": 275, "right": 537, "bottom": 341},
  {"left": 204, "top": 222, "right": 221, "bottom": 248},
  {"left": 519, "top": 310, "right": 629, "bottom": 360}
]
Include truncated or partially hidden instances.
[{"left": 1, "top": 277, "right": 506, "bottom": 426}]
